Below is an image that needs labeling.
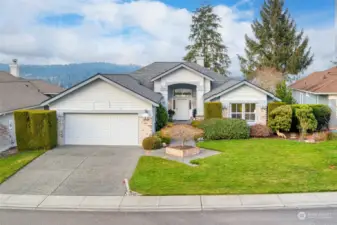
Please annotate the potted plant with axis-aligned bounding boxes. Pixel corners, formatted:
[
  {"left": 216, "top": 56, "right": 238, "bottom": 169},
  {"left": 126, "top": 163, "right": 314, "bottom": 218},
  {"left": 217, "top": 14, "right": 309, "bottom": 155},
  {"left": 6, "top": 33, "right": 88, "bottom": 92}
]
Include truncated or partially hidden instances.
[{"left": 168, "top": 109, "right": 175, "bottom": 122}]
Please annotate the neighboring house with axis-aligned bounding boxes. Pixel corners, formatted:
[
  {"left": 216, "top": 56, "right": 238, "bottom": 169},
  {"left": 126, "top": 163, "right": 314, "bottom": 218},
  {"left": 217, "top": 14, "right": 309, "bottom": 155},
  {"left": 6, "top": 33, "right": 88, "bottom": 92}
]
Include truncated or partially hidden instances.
[
  {"left": 290, "top": 66, "right": 337, "bottom": 129},
  {"left": 0, "top": 60, "right": 64, "bottom": 152},
  {"left": 42, "top": 58, "right": 279, "bottom": 147}
]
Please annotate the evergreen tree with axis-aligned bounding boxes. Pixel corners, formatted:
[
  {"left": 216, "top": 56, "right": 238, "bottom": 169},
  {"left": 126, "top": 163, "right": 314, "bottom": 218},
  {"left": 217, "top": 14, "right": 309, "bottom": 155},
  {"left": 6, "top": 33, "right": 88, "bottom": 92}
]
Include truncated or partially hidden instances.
[
  {"left": 184, "top": 5, "right": 231, "bottom": 75},
  {"left": 275, "top": 80, "right": 296, "bottom": 104},
  {"left": 238, "top": 0, "right": 313, "bottom": 80}
]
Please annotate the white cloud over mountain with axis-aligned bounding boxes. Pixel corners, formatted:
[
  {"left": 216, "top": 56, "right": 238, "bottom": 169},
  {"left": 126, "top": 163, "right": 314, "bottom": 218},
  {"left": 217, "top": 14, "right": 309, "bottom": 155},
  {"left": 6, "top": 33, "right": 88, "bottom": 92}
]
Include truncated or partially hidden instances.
[{"left": 0, "top": 0, "right": 333, "bottom": 76}]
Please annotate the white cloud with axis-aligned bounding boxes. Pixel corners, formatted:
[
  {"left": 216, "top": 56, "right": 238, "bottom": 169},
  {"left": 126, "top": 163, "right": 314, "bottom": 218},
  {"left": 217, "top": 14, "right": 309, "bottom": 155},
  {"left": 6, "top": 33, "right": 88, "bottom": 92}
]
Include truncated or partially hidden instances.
[{"left": 0, "top": 0, "right": 333, "bottom": 76}]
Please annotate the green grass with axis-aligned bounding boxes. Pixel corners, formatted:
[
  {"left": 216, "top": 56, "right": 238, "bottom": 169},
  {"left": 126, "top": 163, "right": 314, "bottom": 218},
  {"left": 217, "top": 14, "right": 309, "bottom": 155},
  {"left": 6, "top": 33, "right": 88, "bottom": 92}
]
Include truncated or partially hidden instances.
[
  {"left": 0, "top": 150, "right": 46, "bottom": 183},
  {"left": 130, "top": 139, "right": 337, "bottom": 195}
]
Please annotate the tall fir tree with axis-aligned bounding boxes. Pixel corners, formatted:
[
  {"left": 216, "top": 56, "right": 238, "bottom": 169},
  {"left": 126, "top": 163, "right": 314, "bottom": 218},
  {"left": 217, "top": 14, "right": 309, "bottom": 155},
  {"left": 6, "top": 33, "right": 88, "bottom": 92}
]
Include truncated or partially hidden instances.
[
  {"left": 184, "top": 5, "right": 231, "bottom": 75},
  {"left": 238, "top": 0, "right": 313, "bottom": 80}
]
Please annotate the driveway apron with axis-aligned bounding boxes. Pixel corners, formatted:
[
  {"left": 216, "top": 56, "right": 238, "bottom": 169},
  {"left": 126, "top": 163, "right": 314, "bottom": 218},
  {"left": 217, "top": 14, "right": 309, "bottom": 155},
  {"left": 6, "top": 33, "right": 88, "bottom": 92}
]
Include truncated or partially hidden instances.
[{"left": 0, "top": 146, "right": 142, "bottom": 196}]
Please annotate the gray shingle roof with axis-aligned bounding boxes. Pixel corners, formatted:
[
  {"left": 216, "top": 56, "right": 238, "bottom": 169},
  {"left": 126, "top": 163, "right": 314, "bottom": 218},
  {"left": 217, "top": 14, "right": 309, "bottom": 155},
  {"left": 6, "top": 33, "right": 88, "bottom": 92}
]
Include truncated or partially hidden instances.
[
  {"left": 102, "top": 74, "right": 162, "bottom": 104},
  {"left": 0, "top": 71, "right": 64, "bottom": 113},
  {"left": 131, "top": 62, "right": 228, "bottom": 89},
  {"left": 0, "top": 82, "right": 49, "bottom": 113},
  {"left": 204, "top": 79, "right": 243, "bottom": 100}
]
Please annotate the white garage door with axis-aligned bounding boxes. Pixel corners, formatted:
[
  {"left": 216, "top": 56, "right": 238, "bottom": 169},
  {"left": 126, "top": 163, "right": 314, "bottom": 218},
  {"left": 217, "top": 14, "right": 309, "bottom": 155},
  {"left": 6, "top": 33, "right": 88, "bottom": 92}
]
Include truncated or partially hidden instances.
[{"left": 64, "top": 114, "right": 139, "bottom": 146}]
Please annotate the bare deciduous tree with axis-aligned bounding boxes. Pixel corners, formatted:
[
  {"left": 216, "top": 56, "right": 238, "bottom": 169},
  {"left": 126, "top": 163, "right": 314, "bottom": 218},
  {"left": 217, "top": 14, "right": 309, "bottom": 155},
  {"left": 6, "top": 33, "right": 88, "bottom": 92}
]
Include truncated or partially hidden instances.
[{"left": 161, "top": 124, "right": 203, "bottom": 147}]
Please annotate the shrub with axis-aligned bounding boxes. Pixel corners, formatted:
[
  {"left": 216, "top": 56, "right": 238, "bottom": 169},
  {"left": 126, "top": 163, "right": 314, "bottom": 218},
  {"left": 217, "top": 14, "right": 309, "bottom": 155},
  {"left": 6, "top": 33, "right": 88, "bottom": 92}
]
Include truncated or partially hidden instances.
[
  {"left": 295, "top": 105, "right": 317, "bottom": 139},
  {"left": 311, "top": 105, "right": 331, "bottom": 130},
  {"left": 142, "top": 136, "right": 162, "bottom": 150},
  {"left": 204, "top": 102, "right": 222, "bottom": 120},
  {"left": 250, "top": 124, "right": 272, "bottom": 137},
  {"left": 267, "top": 102, "right": 286, "bottom": 125},
  {"left": 192, "top": 109, "right": 197, "bottom": 118},
  {"left": 269, "top": 105, "right": 292, "bottom": 132},
  {"left": 191, "top": 120, "right": 202, "bottom": 128},
  {"left": 291, "top": 104, "right": 331, "bottom": 131},
  {"left": 313, "top": 132, "right": 329, "bottom": 142},
  {"left": 155, "top": 131, "right": 171, "bottom": 145},
  {"left": 166, "top": 122, "right": 174, "bottom": 127},
  {"left": 156, "top": 104, "right": 168, "bottom": 131},
  {"left": 328, "top": 132, "right": 337, "bottom": 140},
  {"left": 14, "top": 110, "right": 57, "bottom": 151},
  {"left": 199, "top": 118, "right": 250, "bottom": 140}
]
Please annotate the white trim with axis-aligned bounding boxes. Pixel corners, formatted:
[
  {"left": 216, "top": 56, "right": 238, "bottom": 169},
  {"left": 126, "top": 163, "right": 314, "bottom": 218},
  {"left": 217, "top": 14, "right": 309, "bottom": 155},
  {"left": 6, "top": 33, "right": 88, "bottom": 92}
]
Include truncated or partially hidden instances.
[
  {"left": 229, "top": 102, "right": 257, "bottom": 123},
  {"left": 41, "top": 75, "right": 159, "bottom": 107},
  {"left": 150, "top": 64, "right": 214, "bottom": 82},
  {"left": 55, "top": 110, "right": 147, "bottom": 115},
  {"left": 300, "top": 92, "right": 304, "bottom": 104},
  {"left": 205, "top": 81, "right": 281, "bottom": 101}
]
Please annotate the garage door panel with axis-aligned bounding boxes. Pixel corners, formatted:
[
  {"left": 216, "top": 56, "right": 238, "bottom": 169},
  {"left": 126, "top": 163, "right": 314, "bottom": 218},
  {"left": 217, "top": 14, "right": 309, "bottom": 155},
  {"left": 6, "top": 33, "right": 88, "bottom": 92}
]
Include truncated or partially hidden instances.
[{"left": 65, "top": 114, "right": 138, "bottom": 146}]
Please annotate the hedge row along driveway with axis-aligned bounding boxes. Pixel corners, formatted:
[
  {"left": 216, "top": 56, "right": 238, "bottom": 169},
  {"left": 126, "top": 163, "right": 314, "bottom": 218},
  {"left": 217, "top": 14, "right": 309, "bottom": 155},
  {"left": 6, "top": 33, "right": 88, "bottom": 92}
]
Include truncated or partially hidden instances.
[{"left": 130, "top": 139, "right": 337, "bottom": 195}]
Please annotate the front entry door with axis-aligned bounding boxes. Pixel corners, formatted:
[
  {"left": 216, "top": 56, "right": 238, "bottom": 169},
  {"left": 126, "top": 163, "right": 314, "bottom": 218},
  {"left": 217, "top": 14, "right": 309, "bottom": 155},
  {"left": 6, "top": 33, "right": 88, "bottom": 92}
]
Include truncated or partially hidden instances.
[{"left": 175, "top": 99, "right": 190, "bottom": 120}]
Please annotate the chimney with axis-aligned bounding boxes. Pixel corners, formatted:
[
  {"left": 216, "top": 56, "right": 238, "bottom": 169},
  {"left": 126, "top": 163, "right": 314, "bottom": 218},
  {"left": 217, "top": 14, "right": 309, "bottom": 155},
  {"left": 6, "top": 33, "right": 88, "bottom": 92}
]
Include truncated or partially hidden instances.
[
  {"left": 9, "top": 59, "right": 20, "bottom": 77},
  {"left": 196, "top": 55, "right": 204, "bottom": 67}
]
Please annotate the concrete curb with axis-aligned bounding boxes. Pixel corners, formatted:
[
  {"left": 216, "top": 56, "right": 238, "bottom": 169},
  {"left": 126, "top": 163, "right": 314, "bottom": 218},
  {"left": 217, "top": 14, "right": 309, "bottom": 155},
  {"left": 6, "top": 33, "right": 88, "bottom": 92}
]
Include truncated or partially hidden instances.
[{"left": 1, "top": 192, "right": 337, "bottom": 212}]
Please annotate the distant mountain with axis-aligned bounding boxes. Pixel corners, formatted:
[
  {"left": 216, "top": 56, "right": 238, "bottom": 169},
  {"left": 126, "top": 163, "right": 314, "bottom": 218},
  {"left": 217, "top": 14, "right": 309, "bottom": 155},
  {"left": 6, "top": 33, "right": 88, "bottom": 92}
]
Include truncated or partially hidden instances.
[{"left": 0, "top": 63, "right": 141, "bottom": 88}]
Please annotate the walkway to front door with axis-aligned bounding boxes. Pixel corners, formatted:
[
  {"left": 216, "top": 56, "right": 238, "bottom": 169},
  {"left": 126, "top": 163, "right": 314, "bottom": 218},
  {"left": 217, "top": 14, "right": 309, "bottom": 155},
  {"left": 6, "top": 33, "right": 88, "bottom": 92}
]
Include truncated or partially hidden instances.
[{"left": 174, "top": 99, "right": 190, "bottom": 120}]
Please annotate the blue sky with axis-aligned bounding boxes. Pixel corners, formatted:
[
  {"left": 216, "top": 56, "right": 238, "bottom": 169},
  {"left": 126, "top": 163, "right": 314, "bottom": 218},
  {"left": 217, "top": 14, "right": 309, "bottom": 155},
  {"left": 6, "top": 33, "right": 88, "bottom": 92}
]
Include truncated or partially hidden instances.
[
  {"left": 0, "top": 0, "right": 334, "bottom": 75},
  {"left": 39, "top": 0, "right": 334, "bottom": 28},
  {"left": 162, "top": 0, "right": 335, "bottom": 27}
]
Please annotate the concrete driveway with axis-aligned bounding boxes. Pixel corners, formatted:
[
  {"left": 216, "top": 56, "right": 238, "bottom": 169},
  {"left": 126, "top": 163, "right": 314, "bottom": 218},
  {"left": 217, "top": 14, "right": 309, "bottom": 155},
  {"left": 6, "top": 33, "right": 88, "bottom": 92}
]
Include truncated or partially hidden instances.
[{"left": 0, "top": 146, "right": 143, "bottom": 196}]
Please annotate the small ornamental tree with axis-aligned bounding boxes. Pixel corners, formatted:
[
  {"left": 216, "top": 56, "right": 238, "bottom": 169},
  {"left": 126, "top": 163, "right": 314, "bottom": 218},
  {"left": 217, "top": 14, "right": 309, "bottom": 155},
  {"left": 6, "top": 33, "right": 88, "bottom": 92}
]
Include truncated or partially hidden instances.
[
  {"left": 155, "top": 104, "right": 168, "bottom": 131},
  {"left": 275, "top": 81, "right": 296, "bottom": 104},
  {"left": 161, "top": 124, "right": 203, "bottom": 147},
  {"left": 295, "top": 105, "right": 317, "bottom": 139},
  {"left": 269, "top": 105, "right": 292, "bottom": 132}
]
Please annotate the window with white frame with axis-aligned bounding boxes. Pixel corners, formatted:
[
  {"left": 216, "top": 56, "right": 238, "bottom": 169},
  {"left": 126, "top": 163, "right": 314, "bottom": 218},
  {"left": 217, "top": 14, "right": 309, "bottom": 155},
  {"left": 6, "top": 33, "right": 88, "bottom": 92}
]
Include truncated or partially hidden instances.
[
  {"left": 174, "top": 89, "right": 192, "bottom": 97},
  {"left": 231, "top": 103, "right": 242, "bottom": 119},
  {"left": 231, "top": 103, "right": 256, "bottom": 122}
]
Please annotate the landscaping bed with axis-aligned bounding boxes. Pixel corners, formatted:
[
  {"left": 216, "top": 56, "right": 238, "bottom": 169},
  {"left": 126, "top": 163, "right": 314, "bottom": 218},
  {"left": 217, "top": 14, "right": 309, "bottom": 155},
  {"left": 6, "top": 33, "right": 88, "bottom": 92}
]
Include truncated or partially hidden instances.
[
  {"left": 130, "top": 139, "right": 337, "bottom": 195},
  {"left": 0, "top": 150, "right": 45, "bottom": 183}
]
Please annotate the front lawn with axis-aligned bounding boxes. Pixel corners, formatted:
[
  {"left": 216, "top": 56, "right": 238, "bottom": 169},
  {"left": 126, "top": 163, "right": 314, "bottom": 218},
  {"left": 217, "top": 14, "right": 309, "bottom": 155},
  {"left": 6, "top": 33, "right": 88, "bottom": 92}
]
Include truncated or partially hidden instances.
[
  {"left": 130, "top": 139, "right": 337, "bottom": 195},
  {"left": 0, "top": 150, "right": 45, "bottom": 183}
]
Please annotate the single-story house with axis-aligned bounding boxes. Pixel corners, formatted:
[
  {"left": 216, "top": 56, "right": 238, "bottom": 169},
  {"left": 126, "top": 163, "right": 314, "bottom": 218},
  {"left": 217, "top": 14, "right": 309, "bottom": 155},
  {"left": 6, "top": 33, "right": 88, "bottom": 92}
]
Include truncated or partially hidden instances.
[
  {"left": 290, "top": 66, "right": 337, "bottom": 129},
  {"left": 0, "top": 60, "right": 64, "bottom": 152},
  {"left": 42, "top": 58, "right": 279, "bottom": 146}
]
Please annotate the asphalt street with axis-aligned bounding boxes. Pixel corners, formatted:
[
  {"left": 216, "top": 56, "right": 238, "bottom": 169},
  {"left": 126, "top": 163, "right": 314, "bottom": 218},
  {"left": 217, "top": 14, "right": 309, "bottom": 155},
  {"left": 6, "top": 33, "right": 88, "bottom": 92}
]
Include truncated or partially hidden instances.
[{"left": 1, "top": 208, "right": 337, "bottom": 225}]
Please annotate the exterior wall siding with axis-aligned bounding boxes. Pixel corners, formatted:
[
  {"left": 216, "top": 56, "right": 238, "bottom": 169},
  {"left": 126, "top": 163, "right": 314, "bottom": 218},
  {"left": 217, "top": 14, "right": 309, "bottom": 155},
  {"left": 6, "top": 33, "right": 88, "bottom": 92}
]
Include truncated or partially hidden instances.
[
  {"left": 50, "top": 79, "right": 153, "bottom": 112},
  {"left": 49, "top": 79, "right": 155, "bottom": 146},
  {"left": 154, "top": 67, "right": 208, "bottom": 116},
  {"left": 218, "top": 85, "right": 268, "bottom": 125}
]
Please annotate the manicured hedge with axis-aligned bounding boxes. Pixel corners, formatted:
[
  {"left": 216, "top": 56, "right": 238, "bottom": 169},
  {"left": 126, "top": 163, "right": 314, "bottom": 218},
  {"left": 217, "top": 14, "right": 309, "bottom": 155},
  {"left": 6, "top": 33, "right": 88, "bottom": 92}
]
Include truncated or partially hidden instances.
[
  {"left": 142, "top": 136, "right": 162, "bottom": 150},
  {"left": 199, "top": 118, "right": 250, "bottom": 140},
  {"left": 269, "top": 105, "right": 293, "bottom": 132},
  {"left": 267, "top": 102, "right": 286, "bottom": 125},
  {"left": 14, "top": 110, "right": 57, "bottom": 151},
  {"left": 204, "top": 102, "right": 222, "bottom": 120},
  {"left": 291, "top": 104, "right": 331, "bottom": 131}
]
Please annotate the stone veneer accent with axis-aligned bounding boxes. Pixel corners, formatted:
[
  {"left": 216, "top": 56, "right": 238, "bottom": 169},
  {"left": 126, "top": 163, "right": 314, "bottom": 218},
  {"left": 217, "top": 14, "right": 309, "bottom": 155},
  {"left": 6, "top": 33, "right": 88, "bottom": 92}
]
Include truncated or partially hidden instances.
[
  {"left": 222, "top": 108, "right": 228, "bottom": 118},
  {"left": 138, "top": 117, "right": 153, "bottom": 145},
  {"left": 56, "top": 113, "right": 65, "bottom": 145},
  {"left": 256, "top": 106, "right": 267, "bottom": 125},
  {"left": 165, "top": 146, "right": 200, "bottom": 157}
]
